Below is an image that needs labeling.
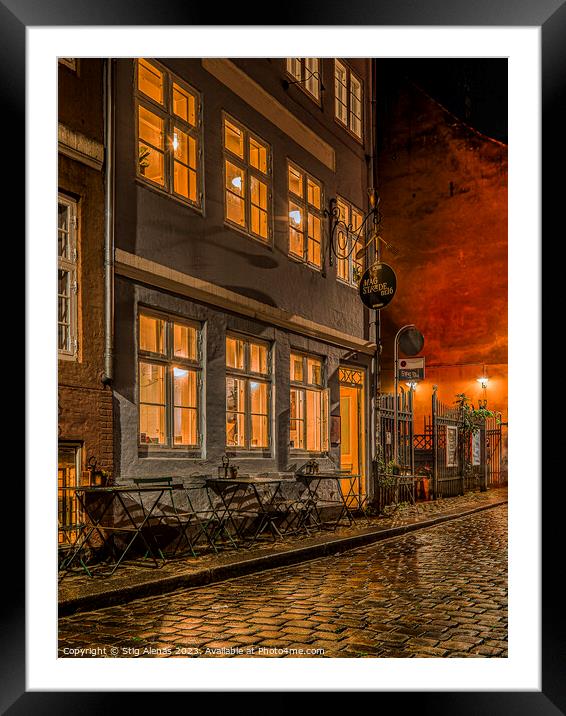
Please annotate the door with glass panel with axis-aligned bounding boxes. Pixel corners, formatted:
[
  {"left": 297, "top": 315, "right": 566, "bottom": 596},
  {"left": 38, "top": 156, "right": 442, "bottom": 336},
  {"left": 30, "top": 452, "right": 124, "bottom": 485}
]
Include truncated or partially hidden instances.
[
  {"left": 339, "top": 367, "right": 365, "bottom": 507},
  {"left": 58, "top": 444, "right": 82, "bottom": 548}
]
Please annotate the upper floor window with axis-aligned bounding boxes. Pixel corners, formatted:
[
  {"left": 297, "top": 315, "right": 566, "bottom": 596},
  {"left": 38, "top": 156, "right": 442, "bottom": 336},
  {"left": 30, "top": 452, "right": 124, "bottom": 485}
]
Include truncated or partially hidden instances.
[
  {"left": 138, "top": 311, "right": 202, "bottom": 448},
  {"left": 58, "top": 195, "right": 79, "bottom": 360},
  {"left": 223, "top": 114, "right": 272, "bottom": 243},
  {"left": 288, "top": 162, "right": 323, "bottom": 269},
  {"left": 336, "top": 196, "right": 365, "bottom": 287},
  {"left": 285, "top": 58, "right": 321, "bottom": 101},
  {"left": 226, "top": 335, "right": 272, "bottom": 450},
  {"left": 289, "top": 352, "right": 329, "bottom": 453},
  {"left": 135, "top": 58, "right": 202, "bottom": 208},
  {"left": 334, "top": 60, "right": 363, "bottom": 140}
]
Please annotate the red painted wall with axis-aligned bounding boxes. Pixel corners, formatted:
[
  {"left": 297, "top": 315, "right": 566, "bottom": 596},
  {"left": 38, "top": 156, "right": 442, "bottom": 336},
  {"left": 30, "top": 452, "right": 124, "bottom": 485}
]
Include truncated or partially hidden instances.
[{"left": 376, "top": 79, "right": 508, "bottom": 427}]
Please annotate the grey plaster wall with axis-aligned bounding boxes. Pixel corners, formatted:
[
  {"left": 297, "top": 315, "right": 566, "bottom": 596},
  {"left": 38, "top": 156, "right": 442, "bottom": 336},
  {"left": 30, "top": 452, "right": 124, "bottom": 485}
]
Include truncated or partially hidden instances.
[{"left": 114, "top": 277, "right": 372, "bottom": 485}]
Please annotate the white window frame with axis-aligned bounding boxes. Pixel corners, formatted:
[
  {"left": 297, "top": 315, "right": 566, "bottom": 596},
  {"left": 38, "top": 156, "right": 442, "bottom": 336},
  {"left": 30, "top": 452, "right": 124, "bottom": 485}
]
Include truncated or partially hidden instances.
[
  {"left": 222, "top": 113, "right": 273, "bottom": 244},
  {"left": 285, "top": 58, "right": 322, "bottom": 102},
  {"left": 58, "top": 194, "right": 79, "bottom": 360},
  {"left": 287, "top": 161, "right": 324, "bottom": 270},
  {"left": 138, "top": 310, "right": 203, "bottom": 450},
  {"left": 135, "top": 58, "right": 203, "bottom": 209},
  {"left": 225, "top": 334, "right": 273, "bottom": 452},
  {"left": 336, "top": 196, "right": 365, "bottom": 288},
  {"left": 289, "top": 352, "right": 329, "bottom": 454},
  {"left": 334, "top": 60, "right": 364, "bottom": 140}
]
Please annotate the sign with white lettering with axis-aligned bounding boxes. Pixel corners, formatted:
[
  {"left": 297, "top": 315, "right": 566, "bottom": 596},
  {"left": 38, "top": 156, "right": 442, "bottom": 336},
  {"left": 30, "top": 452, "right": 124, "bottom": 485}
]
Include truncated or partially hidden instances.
[
  {"left": 472, "top": 431, "right": 482, "bottom": 466},
  {"left": 358, "top": 262, "right": 397, "bottom": 310},
  {"left": 398, "top": 356, "right": 425, "bottom": 381}
]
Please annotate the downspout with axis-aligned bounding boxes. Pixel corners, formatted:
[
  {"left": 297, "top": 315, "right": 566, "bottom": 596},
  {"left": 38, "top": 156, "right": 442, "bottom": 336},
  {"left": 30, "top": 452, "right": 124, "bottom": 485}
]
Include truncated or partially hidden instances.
[{"left": 102, "top": 58, "right": 115, "bottom": 385}]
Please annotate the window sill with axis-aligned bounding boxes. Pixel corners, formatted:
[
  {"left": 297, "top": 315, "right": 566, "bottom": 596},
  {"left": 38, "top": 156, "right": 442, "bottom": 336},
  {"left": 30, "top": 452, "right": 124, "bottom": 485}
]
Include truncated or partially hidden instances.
[
  {"left": 138, "top": 446, "right": 203, "bottom": 459},
  {"left": 225, "top": 449, "right": 273, "bottom": 459}
]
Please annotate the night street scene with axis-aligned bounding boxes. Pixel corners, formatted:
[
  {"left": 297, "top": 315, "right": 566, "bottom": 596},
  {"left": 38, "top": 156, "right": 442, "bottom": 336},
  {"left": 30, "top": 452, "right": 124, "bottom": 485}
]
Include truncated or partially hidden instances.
[{"left": 57, "top": 57, "right": 508, "bottom": 660}]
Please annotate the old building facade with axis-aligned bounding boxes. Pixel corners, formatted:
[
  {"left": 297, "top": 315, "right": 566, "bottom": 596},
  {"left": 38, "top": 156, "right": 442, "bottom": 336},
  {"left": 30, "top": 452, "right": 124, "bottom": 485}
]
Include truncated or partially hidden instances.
[
  {"left": 110, "top": 58, "right": 377, "bottom": 501},
  {"left": 57, "top": 58, "right": 114, "bottom": 545}
]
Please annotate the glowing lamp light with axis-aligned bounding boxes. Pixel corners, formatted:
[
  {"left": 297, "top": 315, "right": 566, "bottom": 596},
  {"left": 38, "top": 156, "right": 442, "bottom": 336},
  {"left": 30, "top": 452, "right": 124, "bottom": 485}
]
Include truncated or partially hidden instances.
[
  {"left": 173, "top": 367, "right": 187, "bottom": 378},
  {"left": 477, "top": 377, "right": 489, "bottom": 389},
  {"left": 405, "top": 381, "right": 418, "bottom": 390},
  {"left": 172, "top": 133, "right": 179, "bottom": 151},
  {"left": 231, "top": 176, "right": 242, "bottom": 190},
  {"left": 289, "top": 209, "right": 302, "bottom": 226}
]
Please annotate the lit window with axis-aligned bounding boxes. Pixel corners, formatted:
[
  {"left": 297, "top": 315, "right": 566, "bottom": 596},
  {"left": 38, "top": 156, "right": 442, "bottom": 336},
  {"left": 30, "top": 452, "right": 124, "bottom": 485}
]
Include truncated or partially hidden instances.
[
  {"left": 58, "top": 444, "right": 82, "bottom": 547},
  {"left": 336, "top": 196, "right": 365, "bottom": 287},
  {"left": 285, "top": 58, "right": 321, "bottom": 101},
  {"left": 288, "top": 162, "right": 323, "bottom": 269},
  {"left": 138, "top": 312, "right": 201, "bottom": 448},
  {"left": 290, "top": 352, "right": 329, "bottom": 452},
  {"left": 135, "top": 59, "right": 201, "bottom": 207},
  {"left": 223, "top": 115, "right": 272, "bottom": 242},
  {"left": 226, "top": 335, "right": 271, "bottom": 450},
  {"left": 58, "top": 195, "right": 78, "bottom": 359},
  {"left": 334, "top": 60, "right": 363, "bottom": 139}
]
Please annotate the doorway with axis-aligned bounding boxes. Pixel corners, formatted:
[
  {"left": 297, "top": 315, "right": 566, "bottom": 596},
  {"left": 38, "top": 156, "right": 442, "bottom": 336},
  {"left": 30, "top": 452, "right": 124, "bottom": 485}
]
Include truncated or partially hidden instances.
[{"left": 339, "top": 367, "right": 365, "bottom": 507}]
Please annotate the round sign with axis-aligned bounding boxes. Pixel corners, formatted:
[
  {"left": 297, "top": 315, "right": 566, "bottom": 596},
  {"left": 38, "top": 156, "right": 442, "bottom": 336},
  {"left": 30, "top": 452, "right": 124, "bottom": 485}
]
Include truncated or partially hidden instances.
[
  {"left": 399, "top": 328, "right": 425, "bottom": 356},
  {"left": 358, "top": 262, "right": 397, "bottom": 310}
]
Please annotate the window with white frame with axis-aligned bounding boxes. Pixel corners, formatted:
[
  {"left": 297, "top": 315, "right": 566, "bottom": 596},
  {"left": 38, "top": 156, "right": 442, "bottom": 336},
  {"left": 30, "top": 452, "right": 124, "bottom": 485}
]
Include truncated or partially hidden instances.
[
  {"left": 289, "top": 352, "right": 329, "bottom": 452},
  {"left": 334, "top": 60, "right": 363, "bottom": 139},
  {"left": 58, "top": 443, "right": 82, "bottom": 547},
  {"left": 288, "top": 162, "right": 323, "bottom": 269},
  {"left": 138, "top": 312, "right": 202, "bottom": 448},
  {"left": 58, "top": 195, "right": 79, "bottom": 359},
  {"left": 135, "top": 58, "right": 202, "bottom": 207},
  {"left": 285, "top": 58, "right": 321, "bottom": 101},
  {"left": 226, "top": 335, "right": 272, "bottom": 450},
  {"left": 336, "top": 196, "right": 365, "bottom": 287},
  {"left": 223, "top": 114, "right": 272, "bottom": 242}
]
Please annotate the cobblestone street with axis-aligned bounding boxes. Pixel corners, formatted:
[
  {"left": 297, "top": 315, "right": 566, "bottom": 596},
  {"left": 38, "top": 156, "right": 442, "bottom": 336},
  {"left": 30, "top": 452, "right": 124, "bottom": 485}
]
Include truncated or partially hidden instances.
[{"left": 59, "top": 504, "right": 507, "bottom": 658}]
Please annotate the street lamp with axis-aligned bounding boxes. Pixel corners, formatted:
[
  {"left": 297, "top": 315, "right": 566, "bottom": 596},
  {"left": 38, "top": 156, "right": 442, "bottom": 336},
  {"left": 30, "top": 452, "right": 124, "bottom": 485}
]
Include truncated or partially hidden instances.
[{"left": 393, "top": 324, "right": 416, "bottom": 466}]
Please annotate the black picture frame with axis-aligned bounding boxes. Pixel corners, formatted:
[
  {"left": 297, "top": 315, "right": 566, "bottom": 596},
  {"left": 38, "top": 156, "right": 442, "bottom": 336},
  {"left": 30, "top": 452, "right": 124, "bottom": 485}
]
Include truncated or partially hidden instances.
[{"left": 13, "top": 0, "right": 557, "bottom": 710}]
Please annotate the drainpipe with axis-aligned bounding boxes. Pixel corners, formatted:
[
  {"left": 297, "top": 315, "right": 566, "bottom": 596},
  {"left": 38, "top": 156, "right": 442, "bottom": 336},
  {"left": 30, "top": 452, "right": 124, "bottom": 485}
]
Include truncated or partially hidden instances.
[{"left": 102, "top": 58, "right": 115, "bottom": 385}]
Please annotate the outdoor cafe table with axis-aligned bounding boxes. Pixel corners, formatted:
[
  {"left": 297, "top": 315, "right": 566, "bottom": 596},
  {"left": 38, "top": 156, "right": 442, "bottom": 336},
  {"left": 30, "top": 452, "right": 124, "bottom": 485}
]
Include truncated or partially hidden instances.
[
  {"left": 204, "top": 476, "right": 288, "bottom": 547},
  {"left": 59, "top": 484, "right": 187, "bottom": 578},
  {"left": 295, "top": 472, "right": 359, "bottom": 531}
]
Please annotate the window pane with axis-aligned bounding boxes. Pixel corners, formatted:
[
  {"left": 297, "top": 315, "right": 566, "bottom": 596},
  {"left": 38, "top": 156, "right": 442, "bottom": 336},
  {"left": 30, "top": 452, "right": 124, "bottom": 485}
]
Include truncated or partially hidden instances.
[
  {"left": 138, "top": 106, "right": 163, "bottom": 148},
  {"left": 225, "top": 119, "right": 244, "bottom": 158},
  {"left": 250, "top": 380, "right": 268, "bottom": 414},
  {"left": 335, "top": 61, "right": 348, "bottom": 124},
  {"left": 173, "top": 323, "right": 197, "bottom": 359},
  {"left": 173, "top": 128, "right": 188, "bottom": 164},
  {"left": 172, "top": 83, "right": 196, "bottom": 126},
  {"left": 173, "top": 367, "right": 197, "bottom": 408},
  {"left": 58, "top": 445, "right": 80, "bottom": 545},
  {"left": 226, "top": 336, "right": 245, "bottom": 370},
  {"left": 290, "top": 354, "right": 303, "bottom": 382},
  {"left": 58, "top": 203, "right": 70, "bottom": 259},
  {"left": 250, "top": 176, "right": 267, "bottom": 210},
  {"left": 289, "top": 200, "right": 303, "bottom": 231},
  {"left": 308, "top": 237, "right": 321, "bottom": 268},
  {"left": 174, "top": 162, "right": 189, "bottom": 198},
  {"left": 174, "top": 407, "right": 198, "bottom": 445},
  {"left": 140, "top": 405, "right": 166, "bottom": 444},
  {"left": 307, "top": 179, "right": 321, "bottom": 209},
  {"left": 139, "top": 142, "right": 164, "bottom": 186},
  {"left": 287, "top": 58, "right": 302, "bottom": 81},
  {"left": 140, "top": 362, "right": 165, "bottom": 404},
  {"left": 226, "top": 413, "right": 245, "bottom": 447},
  {"left": 307, "top": 358, "right": 322, "bottom": 386},
  {"left": 306, "top": 389, "right": 322, "bottom": 451},
  {"left": 139, "top": 314, "right": 165, "bottom": 354},
  {"left": 188, "top": 136, "right": 197, "bottom": 169},
  {"left": 305, "top": 58, "right": 320, "bottom": 99},
  {"left": 138, "top": 59, "right": 163, "bottom": 104},
  {"left": 58, "top": 318, "right": 70, "bottom": 352},
  {"left": 250, "top": 343, "right": 268, "bottom": 374},
  {"left": 290, "top": 388, "right": 305, "bottom": 449},
  {"left": 225, "top": 161, "right": 245, "bottom": 196},
  {"left": 251, "top": 415, "right": 268, "bottom": 448},
  {"left": 250, "top": 137, "right": 268, "bottom": 174},
  {"left": 337, "top": 256, "right": 349, "bottom": 281},
  {"left": 289, "top": 228, "right": 303, "bottom": 258},
  {"left": 226, "top": 377, "right": 246, "bottom": 412},
  {"left": 288, "top": 165, "right": 303, "bottom": 197}
]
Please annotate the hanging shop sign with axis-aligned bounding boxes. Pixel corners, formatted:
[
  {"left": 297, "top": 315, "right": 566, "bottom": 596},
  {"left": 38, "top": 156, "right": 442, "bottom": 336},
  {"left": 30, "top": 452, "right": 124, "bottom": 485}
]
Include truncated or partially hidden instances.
[
  {"left": 358, "top": 262, "right": 397, "bottom": 310},
  {"left": 398, "top": 356, "right": 425, "bottom": 381}
]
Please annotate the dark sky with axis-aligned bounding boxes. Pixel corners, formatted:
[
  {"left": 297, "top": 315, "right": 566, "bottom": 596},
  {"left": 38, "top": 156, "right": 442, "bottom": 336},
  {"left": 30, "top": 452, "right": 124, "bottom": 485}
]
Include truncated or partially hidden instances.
[{"left": 377, "top": 59, "right": 508, "bottom": 144}]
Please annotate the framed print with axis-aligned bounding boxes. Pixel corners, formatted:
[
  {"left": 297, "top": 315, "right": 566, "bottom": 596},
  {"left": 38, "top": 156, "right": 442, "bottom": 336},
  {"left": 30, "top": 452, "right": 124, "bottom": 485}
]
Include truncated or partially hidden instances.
[{"left": 12, "top": 0, "right": 557, "bottom": 709}]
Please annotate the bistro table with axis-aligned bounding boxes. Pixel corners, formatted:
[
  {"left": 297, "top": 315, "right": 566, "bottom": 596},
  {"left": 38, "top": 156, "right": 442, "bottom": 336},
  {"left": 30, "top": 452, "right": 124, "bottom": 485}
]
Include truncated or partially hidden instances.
[
  {"left": 204, "top": 476, "right": 291, "bottom": 548},
  {"left": 58, "top": 484, "right": 187, "bottom": 578},
  {"left": 295, "top": 472, "right": 360, "bottom": 531}
]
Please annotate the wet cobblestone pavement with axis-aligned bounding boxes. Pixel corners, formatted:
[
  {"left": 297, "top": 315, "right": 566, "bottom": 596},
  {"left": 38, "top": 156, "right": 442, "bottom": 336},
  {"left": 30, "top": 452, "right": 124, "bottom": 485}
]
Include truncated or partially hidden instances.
[{"left": 58, "top": 503, "right": 507, "bottom": 658}]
